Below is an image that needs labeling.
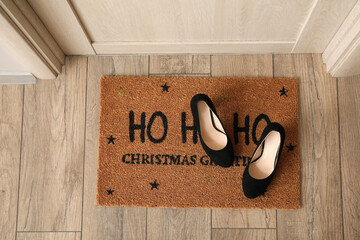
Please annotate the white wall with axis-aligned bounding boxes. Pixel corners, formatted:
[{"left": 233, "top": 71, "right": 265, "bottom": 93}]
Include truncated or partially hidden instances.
[
  {"left": 0, "top": 44, "right": 36, "bottom": 84},
  {"left": 0, "top": 44, "right": 27, "bottom": 72}
]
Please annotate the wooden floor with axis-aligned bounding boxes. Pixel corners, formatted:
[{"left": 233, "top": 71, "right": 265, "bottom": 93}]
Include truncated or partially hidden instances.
[{"left": 1, "top": 54, "right": 359, "bottom": 240}]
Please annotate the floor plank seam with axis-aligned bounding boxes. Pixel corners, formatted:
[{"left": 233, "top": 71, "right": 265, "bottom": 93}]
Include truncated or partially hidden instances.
[
  {"left": 276, "top": 210, "right": 278, "bottom": 239},
  {"left": 15, "top": 85, "right": 25, "bottom": 239},
  {"left": 210, "top": 208, "right": 212, "bottom": 240},
  {"left": 80, "top": 57, "right": 89, "bottom": 240},
  {"left": 16, "top": 231, "right": 82, "bottom": 233},
  {"left": 210, "top": 55, "right": 212, "bottom": 77},
  {"left": 148, "top": 73, "right": 211, "bottom": 76},
  {"left": 309, "top": 54, "right": 317, "bottom": 238},
  {"left": 145, "top": 207, "right": 148, "bottom": 240},
  {"left": 336, "top": 78, "right": 346, "bottom": 240},
  {"left": 272, "top": 54, "right": 274, "bottom": 78},
  {"left": 212, "top": 228, "right": 277, "bottom": 230}
]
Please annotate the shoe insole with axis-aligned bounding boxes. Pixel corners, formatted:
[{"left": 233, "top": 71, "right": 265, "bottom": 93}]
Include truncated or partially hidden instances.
[
  {"left": 249, "top": 131, "right": 281, "bottom": 179},
  {"left": 197, "top": 101, "right": 227, "bottom": 151}
]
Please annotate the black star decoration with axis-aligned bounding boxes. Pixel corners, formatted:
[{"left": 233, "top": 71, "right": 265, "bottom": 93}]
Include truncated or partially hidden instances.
[
  {"left": 161, "top": 83, "right": 170, "bottom": 92},
  {"left": 286, "top": 143, "right": 296, "bottom": 152},
  {"left": 107, "top": 189, "right": 114, "bottom": 195},
  {"left": 279, "top": 86, "right": 288, "bottom": 97},
  {"left": 150, "top": 180, "right": 159, "bottom": 190},
  {"left": 107, "top": 135, "right": 116, "bottom": 144}
]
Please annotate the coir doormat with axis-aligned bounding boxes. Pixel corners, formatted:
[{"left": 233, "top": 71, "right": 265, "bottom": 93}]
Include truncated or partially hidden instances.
[{"left": 97, "top": 76, "right": 300, "bottom": 209}]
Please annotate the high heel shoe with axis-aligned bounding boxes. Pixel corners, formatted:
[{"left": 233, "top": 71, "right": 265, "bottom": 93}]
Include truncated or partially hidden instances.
[
  {"left": 190, "top": 94, "right": 234, "bottom": 168},
  {"left": 242, "top": 122, "right": 285, "bottom": 198}
]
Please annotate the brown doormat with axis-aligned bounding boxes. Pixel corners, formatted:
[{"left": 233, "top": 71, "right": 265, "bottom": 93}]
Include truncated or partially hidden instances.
[{"left": 97, "top": 76, "right": 300, "bottom": 209}]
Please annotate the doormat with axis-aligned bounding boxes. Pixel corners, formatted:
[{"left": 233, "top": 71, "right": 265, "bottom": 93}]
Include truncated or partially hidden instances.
[{"left": 97, "top": 76, "right": 300, "bottom": 209}]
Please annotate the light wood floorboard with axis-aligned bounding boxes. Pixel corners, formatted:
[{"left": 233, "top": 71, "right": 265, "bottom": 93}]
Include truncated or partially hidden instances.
[
  {"left": 17, "top": 57, "right": 87, "bottom": 231},
  {"left": 17, "top": 232, "right": 81, "bottom": 240},
  {"left": 147, "top": 208, "right": 211, "bottom": 240},
  {"left": 275, "top": 54, "right": 343, "bottom": 239},
  {"left": 338, "top": 74, "right": 360, "bottom": 240},
  {"left": 149, "top": 55, "right": 210, "bottom": 74},
  {"left": 0, "top": 85, "right": 23, "bottom": 240},
  {"left": 82, "top": 56, "right": 148, "bottom": 240},
  {"left": 211, "top": 55, "right": 273, "bottom": 78},
  {"left": 212, "top": 229, "right": 276, "bottom": 240}
]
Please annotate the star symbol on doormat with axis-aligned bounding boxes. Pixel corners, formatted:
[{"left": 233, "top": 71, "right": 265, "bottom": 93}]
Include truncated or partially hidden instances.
[
  {"left": 286, "top": 143, "right": 296, "bottom": 152},
  {"left": 217, "top": 94, "right": 227, "bottom": 103},
  {"left": 150, "top": 180, "right": 159, "bottom": 190},
  {"left": 161, "top": 83, "right": 170, "bottom": 92},
  {"left": 117, "top": 88, "right": 125, "bottom": 97},
  {"left": 279, "top": 86, "right": 288, "bottom": 97},
  {"left": 206, "top": 175, "right": 214, "bottom": 182},
  {"left": 107, "top": 189, "right": 114, "bottom": 195},
  {"left": 107, "top": 135, "right": 116, "bottom": 144}
]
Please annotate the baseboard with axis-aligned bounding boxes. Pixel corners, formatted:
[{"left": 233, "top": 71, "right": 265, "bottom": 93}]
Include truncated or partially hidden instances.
[
  {"left": 0, "top": 72, "right": 36, "bottom": 84},
  {"left": 92, "top": 41, "right": 294, "bottom": 55}
]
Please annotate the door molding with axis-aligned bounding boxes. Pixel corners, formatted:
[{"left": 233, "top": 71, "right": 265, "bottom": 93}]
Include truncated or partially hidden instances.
[
  {"left": 323, "top": 1, "right": 360, "bottom": 77},
  {"left": 0, "top": 0, "right": 64, "bottom": 79},
  {"left": 92, "top": 41, "right": 294, "bottom": 55}
]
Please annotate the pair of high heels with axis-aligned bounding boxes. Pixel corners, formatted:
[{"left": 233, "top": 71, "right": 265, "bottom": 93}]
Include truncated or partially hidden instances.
[{"left": 190, "top": 94, "right": 285, "bottom": 199}]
